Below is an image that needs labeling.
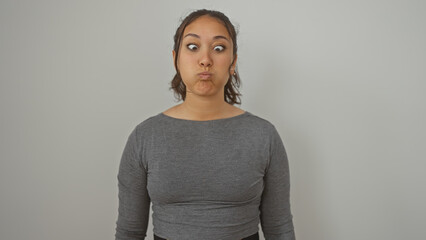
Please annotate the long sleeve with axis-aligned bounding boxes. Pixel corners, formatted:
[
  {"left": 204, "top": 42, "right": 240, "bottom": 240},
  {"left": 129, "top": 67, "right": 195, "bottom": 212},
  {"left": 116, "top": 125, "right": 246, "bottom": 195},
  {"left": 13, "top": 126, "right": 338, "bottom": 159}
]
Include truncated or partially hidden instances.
[
  {"left": 115, "top": 127, "right": 151, "bottom": 240},
  {"left": 260, "top": 126, "right": 295, "bottom": 240}
]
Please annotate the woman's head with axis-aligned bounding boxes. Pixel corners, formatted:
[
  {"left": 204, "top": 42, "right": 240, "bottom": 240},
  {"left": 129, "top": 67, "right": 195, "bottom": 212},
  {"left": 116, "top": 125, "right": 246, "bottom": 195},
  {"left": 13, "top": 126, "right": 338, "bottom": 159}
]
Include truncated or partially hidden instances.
[{"left": 170, "top": 9, "right": 242, "bottom": 105}]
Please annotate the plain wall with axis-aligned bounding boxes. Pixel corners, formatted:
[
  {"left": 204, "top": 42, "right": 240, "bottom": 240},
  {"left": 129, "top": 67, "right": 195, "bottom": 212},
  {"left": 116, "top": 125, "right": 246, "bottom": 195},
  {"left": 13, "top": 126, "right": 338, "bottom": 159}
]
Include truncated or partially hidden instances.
[{"left": 1, "top": 0, "right": 425, "bottom": 239}]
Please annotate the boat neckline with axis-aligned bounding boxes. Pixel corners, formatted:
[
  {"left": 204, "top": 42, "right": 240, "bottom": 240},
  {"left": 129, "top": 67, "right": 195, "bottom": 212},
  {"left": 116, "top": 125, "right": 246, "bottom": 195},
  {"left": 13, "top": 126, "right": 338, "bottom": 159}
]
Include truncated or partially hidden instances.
[{"left": 159, "top": 111, "right": 250, "bottom": 123}]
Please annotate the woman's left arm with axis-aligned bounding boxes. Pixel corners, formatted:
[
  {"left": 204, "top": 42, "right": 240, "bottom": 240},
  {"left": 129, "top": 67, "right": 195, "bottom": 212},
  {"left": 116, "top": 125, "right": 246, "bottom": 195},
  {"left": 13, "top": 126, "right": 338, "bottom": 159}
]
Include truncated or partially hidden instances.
[{"left": 260, "top": 125, "right": 295, "bottom": 240}]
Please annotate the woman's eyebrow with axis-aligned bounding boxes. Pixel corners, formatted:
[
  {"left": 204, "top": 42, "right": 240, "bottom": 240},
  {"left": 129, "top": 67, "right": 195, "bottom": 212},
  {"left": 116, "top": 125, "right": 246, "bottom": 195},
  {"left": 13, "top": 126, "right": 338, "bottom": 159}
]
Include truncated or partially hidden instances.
[{"left": 183, "top": 33, "right": 230, "bottom": 42}]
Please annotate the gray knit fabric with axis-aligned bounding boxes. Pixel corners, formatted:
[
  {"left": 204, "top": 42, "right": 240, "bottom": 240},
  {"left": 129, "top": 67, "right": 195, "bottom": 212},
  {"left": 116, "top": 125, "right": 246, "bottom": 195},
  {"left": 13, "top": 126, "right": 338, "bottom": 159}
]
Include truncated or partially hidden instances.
[{"left": 115, "top": 111, "right": 295, "bottom": 240}]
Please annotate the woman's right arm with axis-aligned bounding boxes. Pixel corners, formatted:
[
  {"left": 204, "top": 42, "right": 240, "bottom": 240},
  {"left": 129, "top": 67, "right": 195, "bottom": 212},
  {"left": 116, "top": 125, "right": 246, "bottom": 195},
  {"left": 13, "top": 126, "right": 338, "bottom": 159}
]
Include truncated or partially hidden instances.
[{"left": 115, "top": 127, "right": 151, "bottom": 240}]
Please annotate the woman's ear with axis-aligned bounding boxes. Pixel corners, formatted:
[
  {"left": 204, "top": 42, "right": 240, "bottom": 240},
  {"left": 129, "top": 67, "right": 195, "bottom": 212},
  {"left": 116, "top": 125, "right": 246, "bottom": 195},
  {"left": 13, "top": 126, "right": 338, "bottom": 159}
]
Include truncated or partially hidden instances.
[
  {"left": 230, "top": 54, "right": 238, "bottom": 74},
  {"left": 172, "top": 50, "right": 177, "bottom": 70}
]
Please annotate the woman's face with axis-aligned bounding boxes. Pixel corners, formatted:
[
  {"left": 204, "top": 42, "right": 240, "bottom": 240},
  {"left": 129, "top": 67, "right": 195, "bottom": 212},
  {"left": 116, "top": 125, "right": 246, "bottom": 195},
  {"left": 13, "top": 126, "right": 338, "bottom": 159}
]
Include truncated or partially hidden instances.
[{"left": 174, "top": 15, "right": 237, "bottom": 99}]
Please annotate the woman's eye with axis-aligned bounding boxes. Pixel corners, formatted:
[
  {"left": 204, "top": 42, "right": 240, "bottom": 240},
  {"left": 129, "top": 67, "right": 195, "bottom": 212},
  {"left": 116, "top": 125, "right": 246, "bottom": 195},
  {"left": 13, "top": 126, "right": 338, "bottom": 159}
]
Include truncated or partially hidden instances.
[
  {"left": 187, "top": 44, "right": 198, "bottom": 51},
  {"left": 214, "top": 45, "right": 225, "bottom": 52}
]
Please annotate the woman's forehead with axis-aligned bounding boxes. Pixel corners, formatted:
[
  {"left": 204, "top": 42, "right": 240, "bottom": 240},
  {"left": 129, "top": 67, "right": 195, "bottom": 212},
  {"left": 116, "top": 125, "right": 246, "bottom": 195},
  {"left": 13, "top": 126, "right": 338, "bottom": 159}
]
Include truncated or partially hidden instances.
[{"left": 183, "top": 15, "right": 230, "bottom": 40}]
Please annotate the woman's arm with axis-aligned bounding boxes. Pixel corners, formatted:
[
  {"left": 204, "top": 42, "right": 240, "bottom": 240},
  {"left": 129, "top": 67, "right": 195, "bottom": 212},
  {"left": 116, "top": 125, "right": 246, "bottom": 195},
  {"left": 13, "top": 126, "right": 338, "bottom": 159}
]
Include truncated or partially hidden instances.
[
  {"left": 260, "top": 125, "right": 295, "bottom": 240},
  {"left": 115, "top": 127, "right": 151, "bottom": 240}
]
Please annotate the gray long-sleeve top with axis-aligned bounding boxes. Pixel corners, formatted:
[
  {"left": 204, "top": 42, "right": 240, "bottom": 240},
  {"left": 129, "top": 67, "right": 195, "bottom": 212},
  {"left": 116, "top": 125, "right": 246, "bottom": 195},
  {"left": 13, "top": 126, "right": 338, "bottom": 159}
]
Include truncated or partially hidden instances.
[{"left": 115, "top": 111, "right": 295, "bottom": 240}]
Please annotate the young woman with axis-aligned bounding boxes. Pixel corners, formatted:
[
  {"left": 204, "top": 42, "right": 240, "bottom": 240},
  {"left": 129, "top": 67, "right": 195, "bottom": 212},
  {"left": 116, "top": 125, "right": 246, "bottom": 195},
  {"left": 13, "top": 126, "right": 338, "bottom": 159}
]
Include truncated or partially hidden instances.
[{"left": 115, "top": 9, "right": 295, "bottom": 240}]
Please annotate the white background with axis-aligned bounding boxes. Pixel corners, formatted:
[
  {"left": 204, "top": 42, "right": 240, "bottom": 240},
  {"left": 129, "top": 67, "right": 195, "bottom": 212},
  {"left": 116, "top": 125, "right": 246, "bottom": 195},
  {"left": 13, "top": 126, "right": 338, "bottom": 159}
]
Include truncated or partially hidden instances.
[{"left": 1, "top": 0, "right": 425, "bottom": 239}]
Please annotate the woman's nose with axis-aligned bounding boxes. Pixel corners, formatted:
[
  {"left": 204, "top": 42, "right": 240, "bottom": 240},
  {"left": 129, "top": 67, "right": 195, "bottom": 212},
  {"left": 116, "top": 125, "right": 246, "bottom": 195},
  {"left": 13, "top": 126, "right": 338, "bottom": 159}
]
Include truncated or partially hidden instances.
[{"left": 199, "top": 50, "right": 212, "bottom": 67}]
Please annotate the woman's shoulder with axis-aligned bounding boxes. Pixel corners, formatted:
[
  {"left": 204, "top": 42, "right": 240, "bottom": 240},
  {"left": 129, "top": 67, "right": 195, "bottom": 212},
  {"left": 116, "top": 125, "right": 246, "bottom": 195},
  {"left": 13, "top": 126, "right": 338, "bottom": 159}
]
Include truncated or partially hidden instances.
[
  {"left": 134, "top": 112, "right": 164, "bottom": 129},
  {"left": 243, "top": 111, "right": 278, "bottom": 133}
]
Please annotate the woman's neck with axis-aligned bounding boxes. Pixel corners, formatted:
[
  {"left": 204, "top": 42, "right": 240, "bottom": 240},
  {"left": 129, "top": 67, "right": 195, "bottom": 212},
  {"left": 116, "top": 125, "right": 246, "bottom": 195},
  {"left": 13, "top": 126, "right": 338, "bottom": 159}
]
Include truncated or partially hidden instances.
[
  {"left": 177, "top": 99, "right": 232, "bottom": 120},
  {"left": 163, "top": 93, "right": 243, "bottom": 121}
]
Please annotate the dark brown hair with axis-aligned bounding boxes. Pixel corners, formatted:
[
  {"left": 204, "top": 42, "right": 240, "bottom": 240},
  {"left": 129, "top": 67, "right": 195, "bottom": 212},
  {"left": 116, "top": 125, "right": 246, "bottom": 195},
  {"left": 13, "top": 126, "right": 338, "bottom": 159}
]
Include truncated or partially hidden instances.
[{"left": 169, "top": 9, "right": 242, "bottom": 105}]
